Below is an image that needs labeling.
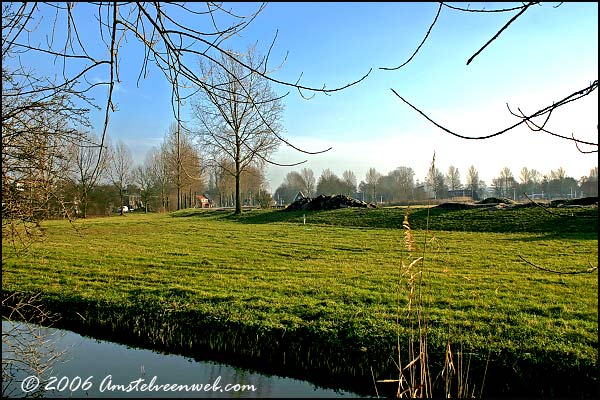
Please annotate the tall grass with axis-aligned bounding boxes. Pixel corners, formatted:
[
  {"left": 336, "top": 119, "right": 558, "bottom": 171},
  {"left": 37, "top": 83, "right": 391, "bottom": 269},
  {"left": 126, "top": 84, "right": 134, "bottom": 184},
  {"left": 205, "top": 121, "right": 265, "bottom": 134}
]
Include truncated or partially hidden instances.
[
  {"left": 395, "top": 208, "right": 430, "bottom": 397},
  {"left": 378, "top": 154, "right": 486, "bottom": 398}
]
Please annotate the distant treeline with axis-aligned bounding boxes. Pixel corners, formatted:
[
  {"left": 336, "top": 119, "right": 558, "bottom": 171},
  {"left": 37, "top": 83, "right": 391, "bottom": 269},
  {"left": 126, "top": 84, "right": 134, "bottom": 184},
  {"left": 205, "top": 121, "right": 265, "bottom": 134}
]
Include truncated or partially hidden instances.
[{"left": 273, "top": 165, "right": 599, "bottom": 205}]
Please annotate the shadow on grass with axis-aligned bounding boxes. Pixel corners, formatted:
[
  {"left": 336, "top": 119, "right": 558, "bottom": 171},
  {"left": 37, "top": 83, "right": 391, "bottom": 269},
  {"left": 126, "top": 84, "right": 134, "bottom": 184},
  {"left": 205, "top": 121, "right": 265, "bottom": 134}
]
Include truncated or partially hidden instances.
[
  {"left": 497, "top": 232, "right": 598, "bottom": 242},
  {"left": 170, "top": 209, "right": 233, "bottom": 220},
  {"left": 226, "top": 209, "right": 313, "bottom": 224},
  {"left": 170, "top": 208, "right": 312, "bottom": 225},
  {"left": 169, "top": 206, "right": 598, "bottom": 235}
]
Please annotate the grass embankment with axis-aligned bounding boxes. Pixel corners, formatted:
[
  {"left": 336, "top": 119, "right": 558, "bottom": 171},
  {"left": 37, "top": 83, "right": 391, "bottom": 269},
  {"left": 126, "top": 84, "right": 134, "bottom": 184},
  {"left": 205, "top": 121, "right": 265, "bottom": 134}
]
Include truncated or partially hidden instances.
[{"left": 2, "top": 206, "right": 598, "bottom": 396}]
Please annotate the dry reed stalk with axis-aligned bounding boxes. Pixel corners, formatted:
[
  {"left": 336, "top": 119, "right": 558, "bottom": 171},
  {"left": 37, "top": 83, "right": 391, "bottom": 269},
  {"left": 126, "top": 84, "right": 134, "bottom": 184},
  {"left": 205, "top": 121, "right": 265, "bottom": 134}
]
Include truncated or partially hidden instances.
[{"left": 377, "top": 152, "right": 484, "bottom": 398}]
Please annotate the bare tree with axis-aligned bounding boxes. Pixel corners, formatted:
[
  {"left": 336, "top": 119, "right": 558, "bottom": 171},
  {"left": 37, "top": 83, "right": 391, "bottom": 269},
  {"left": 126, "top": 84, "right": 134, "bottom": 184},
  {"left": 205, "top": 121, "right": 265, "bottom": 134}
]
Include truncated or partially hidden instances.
[
  {"left": 133, "top": 163, "right": 153, "bottom": 214},
  {"left": 143, "top": 147, "right": 171, "bottom": 212},
  {"left": 2, "top": 4, "right": 90, "bottom": 240},
  {"left": 211, "top": 159, "right": 236, "bottom": 208},
  {"left": 240, "top": 165, "right": 268, "bottom": 207},
  {"left": 2, "top": 117, "right": 76, "bottom": 246},
  {"left": 501, "top": 166, "right": 516, "bottom": 198},
  {"left": 66, "top": 132, "right": 109, "bottom": 218},
  {"left": 210, "top": 159, "right": 268, "bottom": 207},
  {"left": 518, "top": 167, "right": 543, "bottom": 197},
  {"left": 192, "top": 46, "right": 285, "bottom": 214},
  {"left": 108, "top": 140, "right": 132, "bottom": 216},
  {"left": 285, "top": 171, "right": 306, "bottom": 192},
  {"left": 465, "top": 165, "right": 480, "bottom": 200},
  {"left": 300, "top": 168, "right": 316, "bottom": 197},
  {"left": 493, "top": 166, "right": 516, "bottom": 198},
  {"left": 342, "top": 170, "right": 358, "bottom": 195},
  {"left": 426, "top": 164, "right": 447, "bottom": 200},
  {"left": 162, "top": 122, "right": 204, "bottom": 210},
  {"left": 579, "top": 167, "right": 598, "bottom": 197},
  {"left": 445, "top": 166, "right": 462, "bottom": 193},
  {"left": 365, "top": 167, "right": 382, "bottom": 203},
  {"left": 2, "top": 2, "right": 367, "bottom": 146},
  {"left": 274, "top": 169, "right": 317, "bottom": 203},
  {"left": 383, "top": 166, "right": 415, "bottom": 202},
  {"left": 276, "top": 171, "right": 306, "bottom": 201},
  {"left": 316, "top": 169, "right": 347, "bottom": 196},
  {"left": 548, "top": 167, "right": 568, "bottom": 197},
  {"left": 519, "top": 167, "right": 532, "bottom": 185}
]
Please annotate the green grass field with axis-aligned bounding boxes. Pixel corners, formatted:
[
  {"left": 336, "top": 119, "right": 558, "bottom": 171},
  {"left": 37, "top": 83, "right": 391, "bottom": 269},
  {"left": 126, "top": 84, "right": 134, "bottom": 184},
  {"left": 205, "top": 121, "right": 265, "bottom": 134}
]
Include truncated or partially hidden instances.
[{"left": 2, "top": 206, "right": 598, "bottom": 396}]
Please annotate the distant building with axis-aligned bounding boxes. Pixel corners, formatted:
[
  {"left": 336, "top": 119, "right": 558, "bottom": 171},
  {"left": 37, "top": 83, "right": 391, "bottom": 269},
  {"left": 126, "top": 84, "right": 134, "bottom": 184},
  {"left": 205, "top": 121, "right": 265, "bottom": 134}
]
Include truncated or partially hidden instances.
[
  {"left": 128, "top": 193, "right": 143, "bottom": 210},
  {"left": 293, "top": 191, "right": 306, "bottom": 202},
  {"left": 447, "top": 189, "right": 473, "bottom": 200},
  {"left": 195, "top": 194, "right": 212, "bottom": 208}
]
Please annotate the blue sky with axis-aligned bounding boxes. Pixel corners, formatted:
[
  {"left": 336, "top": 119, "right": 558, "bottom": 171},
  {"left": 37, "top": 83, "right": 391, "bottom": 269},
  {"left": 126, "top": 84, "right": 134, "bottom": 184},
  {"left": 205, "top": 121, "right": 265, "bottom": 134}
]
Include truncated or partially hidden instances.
[{"left": 12, "top": 2, "right": 598, "bottom": 191}]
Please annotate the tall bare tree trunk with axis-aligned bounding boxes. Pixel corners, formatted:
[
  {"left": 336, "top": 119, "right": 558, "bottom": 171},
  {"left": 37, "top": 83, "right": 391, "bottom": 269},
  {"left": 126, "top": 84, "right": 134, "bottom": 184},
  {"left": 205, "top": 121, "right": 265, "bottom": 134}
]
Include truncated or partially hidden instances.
[
  {"left": 235, "top": 165, "right": 242, "bottom": 215},
  {"left": 120, "top": 189, "right": 125, "bottom": 216},
  {"left": 82, "top": 188, "right": 88, "bottom": 218},
  {"left": 176, "top": 118, "right": 181, "bottom": 210}
]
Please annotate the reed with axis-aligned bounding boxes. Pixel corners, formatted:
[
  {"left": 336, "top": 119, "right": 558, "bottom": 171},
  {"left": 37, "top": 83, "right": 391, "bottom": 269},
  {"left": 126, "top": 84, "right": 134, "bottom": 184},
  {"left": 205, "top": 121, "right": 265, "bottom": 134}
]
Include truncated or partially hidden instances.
[{"left": 377, "top": 154, "right": 487, "bottom": 398}]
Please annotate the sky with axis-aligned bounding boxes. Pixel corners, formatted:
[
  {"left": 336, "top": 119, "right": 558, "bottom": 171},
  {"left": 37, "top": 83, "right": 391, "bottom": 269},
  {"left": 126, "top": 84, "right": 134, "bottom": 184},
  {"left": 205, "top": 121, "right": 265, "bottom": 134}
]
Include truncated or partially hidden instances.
[{"left": 9, "top": 2, "right": 598, "bottom": 192}]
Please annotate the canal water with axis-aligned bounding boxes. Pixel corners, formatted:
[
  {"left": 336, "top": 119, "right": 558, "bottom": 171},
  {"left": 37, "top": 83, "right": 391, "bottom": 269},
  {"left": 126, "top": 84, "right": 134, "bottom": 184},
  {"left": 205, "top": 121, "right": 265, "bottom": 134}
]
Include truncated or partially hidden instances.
[{"left": 2, "top": 320, "right": 366, "bottom": 398}]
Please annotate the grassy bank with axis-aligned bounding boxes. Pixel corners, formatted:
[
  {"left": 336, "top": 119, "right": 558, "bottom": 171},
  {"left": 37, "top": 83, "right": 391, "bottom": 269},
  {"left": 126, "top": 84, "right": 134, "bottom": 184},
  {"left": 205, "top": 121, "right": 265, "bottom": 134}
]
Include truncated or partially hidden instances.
[{"left": 2, "top": 206, "right": 598, "bottom": 396}]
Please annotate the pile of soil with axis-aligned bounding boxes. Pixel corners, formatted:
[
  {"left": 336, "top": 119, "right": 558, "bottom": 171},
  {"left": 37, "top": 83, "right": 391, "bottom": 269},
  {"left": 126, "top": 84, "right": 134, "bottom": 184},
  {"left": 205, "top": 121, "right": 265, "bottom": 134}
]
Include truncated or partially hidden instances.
[
  {"left": 285, "top": 194, "right": 377, "bottom": 211},
  {"left": 435, "top": 202, "right": 477, "bottom": 210},
  {"left": 435, "top": 196, "right": 598, "bottom": 211},
  {"left": 436, "top": 197, "right": 514, "bottom": 210},
  {"left": 550, "top": 196, "right": 598, "bottom": 207},
  {"left": 477, "top": 197, "right": 516, "bottom": 205}
]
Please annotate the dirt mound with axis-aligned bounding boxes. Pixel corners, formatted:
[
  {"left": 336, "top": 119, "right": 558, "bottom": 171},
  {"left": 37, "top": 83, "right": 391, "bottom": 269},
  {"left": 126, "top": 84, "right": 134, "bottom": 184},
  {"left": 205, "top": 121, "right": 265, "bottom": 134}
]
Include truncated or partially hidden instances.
[
  {"left": 477, "top": 197, "right": 516, "bottom": 205},
  {"left": 285, "top": 194, "right": 377, "bottom": 211},
  {"left": 550, "top": 197, "right": 598, "bottom": 207},
  {"left": 435, "top": 202, "right": 477, "bottom": 210}
]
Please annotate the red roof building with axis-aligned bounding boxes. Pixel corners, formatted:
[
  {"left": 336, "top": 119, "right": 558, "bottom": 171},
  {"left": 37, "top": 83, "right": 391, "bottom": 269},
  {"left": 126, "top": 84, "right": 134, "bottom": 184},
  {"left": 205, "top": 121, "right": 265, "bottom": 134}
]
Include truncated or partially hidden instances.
[{"left": 196, "top": 194, "right": 212, "bottom": 208}]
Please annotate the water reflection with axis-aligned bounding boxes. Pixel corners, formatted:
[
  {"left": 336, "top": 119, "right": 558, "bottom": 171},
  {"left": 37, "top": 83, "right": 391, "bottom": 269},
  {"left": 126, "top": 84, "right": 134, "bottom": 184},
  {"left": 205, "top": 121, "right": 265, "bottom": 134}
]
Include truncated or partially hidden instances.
[{"left": 2, "top": 320, "right": 363, "bottom": 398}]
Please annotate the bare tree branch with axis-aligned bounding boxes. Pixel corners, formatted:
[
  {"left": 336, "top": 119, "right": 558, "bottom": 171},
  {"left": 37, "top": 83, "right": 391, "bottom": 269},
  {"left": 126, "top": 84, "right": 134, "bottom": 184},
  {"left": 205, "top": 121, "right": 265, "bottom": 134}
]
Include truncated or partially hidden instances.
[
  {"left": 518, "top": 255, "right": 598, "bottom": 275},
  {"left": 441, "top": 2, "right": 538, "bottom": 13},
  {"left": 390, "top": 80, "right": 598, "bottom": 145},
  {"left": 466, "top": 2, "right": 537, "bottom": 65},
  {"left": 573, "top": 132, "right": 598, "bottom": 154},
  {"left": 380, "top": 3, "right": 443, "bottom": 71},
  {"left": 507, "top": 104, "right": 598, "bottom": 153}
]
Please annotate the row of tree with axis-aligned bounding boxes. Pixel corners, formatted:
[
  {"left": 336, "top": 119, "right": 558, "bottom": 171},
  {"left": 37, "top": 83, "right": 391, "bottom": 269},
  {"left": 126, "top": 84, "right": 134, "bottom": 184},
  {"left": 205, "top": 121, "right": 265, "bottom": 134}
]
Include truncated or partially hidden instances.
[
  {"left": 4, "top": 103, "right": 596, "bottom": 221},
  {"left": 32, "top": 121, "right": 274, "bottom": 218},
  {"left": 274, "top": 165, "right": 599, "bottom": 205}
]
